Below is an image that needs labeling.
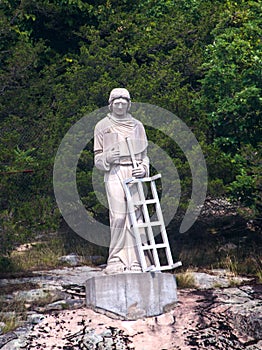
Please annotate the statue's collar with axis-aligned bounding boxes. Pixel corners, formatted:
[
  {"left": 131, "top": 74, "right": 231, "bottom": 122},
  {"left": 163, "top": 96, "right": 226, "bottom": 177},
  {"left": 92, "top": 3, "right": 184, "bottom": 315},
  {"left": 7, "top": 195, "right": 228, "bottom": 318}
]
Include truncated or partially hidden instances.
[{"left": 107, "top": 113, "right": 133, "bottom": 123}]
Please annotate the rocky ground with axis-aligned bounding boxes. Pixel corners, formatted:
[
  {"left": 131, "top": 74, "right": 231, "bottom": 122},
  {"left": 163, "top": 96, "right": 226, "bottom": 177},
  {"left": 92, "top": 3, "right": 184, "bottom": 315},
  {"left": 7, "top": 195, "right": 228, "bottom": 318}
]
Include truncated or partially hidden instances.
[{"left": 0, "top": 265, "right": 261, "bottom": 350}]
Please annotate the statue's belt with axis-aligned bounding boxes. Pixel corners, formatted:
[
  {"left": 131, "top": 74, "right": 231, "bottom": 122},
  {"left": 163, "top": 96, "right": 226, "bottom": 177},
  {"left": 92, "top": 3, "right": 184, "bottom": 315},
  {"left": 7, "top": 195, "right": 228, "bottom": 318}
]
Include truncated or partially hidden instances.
[{"left": 115, "top": 158, "right": 142, "bottom": 166}]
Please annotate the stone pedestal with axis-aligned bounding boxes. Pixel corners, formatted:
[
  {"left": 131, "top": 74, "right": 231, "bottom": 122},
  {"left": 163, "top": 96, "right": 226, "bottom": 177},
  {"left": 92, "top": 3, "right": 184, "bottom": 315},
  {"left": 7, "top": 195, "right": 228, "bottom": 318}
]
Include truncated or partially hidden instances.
[{"left": 85, "top": 272, "right": 178, "bottom": 320}]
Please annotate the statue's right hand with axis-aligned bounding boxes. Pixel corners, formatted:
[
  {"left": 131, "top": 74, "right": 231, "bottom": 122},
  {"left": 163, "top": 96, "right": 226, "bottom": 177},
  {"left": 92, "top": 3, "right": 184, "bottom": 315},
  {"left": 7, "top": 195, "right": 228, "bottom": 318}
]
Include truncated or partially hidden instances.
[{"left": 106, "top": 147, "right": 120, "bottom": 164}]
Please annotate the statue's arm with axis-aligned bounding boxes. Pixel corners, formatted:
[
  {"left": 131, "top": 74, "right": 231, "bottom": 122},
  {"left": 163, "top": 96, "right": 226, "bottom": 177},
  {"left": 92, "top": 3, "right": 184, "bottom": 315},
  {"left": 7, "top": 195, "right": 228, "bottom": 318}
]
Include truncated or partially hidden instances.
[
  {"left": 141, "top": 152, "right": 149, "bottom": 177},
  {"left": 132, "top": 123, "right": 150, "bottom": 178},
  {"left": 140, "top": 124, "right": 150, "bottom": 177},
  {"left": 94, "top": 128, "right": 111, "bottom": 172}
]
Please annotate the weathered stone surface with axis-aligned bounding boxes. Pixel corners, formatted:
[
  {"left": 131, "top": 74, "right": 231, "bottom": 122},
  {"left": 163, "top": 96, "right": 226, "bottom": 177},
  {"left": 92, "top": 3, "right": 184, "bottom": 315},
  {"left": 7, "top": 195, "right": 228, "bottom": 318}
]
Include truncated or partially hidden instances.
[
  {"left": 191, "top": 270, "right": 253, "bottom": 289},
  {"left": 13, "top": 288, "right": 51, "bottom": 302},
  {"left": 174, "top": 287, "right": 262, "bottom": 350},
  {"left": 0, "top": 332, "right": 17, "bottom": 348},
  {"left": 1, "top": 326, "right": 31, "bottom": 350},
  {"left": 0, "top": 266, "right": 261, "bottom": 349},
  {"left": 0, "top": 266, "right": 104, "bottom": 290},
  {"left": 44, "top": 299, "right": 68, "bottom": 311},
  {"left": 21, "top": 286, "right": 262, "bottom": 349},
  {"left": 227, "top": 285, "right": 262, "bottom": 340},
  {"left": 58, "top": 253, "right": 83, "bottom": 266},
  {"left": 86, "top": 272, "right": 178, "bottom": 319},
  {"left": 26, "top": 313, "right": 45, "bottom": 325}
]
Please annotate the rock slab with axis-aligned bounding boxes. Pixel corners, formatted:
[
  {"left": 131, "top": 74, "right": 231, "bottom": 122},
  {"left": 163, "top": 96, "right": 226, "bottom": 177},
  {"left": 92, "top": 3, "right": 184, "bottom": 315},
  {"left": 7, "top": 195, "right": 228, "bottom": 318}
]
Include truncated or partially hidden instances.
[{"left": 86, "top": 272, "right": 177, "bottom": 319}]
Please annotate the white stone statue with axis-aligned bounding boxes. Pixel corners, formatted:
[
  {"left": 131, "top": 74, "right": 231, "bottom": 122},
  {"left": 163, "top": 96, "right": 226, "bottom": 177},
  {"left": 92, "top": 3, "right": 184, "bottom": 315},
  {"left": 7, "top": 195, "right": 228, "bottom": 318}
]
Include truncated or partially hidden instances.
[{"left": 94, "top": 88, "right": 149, "bottom": 274}]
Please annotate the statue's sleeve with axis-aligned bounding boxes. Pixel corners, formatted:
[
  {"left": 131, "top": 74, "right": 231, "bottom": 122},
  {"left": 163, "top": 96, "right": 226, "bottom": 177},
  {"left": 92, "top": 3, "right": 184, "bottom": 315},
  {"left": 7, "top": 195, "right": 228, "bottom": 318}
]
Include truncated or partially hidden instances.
[
  {"left": 140, "top": 124, "right": 150, "bottom": 177},
  {"left": 94, "top": 125, "right": 110, "bottom": 172},
  {"left": 141, "top": 152, "right": 149, "bottom": 177}
]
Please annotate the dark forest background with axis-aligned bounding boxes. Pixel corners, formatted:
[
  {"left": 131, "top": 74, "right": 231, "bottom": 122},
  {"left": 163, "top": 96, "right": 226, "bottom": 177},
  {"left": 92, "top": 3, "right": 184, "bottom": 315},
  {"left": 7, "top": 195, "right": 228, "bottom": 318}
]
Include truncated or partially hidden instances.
[{"left": 0, "top": 0, "right": 261, "bottom": 273}]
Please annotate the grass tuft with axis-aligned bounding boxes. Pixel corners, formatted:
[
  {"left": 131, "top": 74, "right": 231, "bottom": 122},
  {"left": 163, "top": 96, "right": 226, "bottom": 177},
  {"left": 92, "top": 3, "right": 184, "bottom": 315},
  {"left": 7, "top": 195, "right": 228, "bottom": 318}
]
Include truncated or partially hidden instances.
[
  {"left": 176, "top": 270, "right": 196, "bottom": 289},
  {"left": 4, "top": 232, "right": 107, "bottom": 274},
  {"left": 0, "top": 298, "right": 27, "bottom": 334},
  {"left": 1, "top": 313, "right": 20, "bottom": 334},
  {"left": 10, "top": 238, "right": 66, "bottom": 271}
]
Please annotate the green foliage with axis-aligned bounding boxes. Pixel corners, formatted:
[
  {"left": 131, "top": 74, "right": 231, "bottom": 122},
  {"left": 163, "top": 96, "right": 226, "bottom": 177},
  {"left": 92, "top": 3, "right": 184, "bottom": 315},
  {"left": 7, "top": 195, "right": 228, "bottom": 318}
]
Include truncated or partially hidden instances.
[
  {"left": 199, "top": 0, "right": 262, "bottom": 150},
  {"left": 227, "top": 144, "right": 262, "bottom": 210},
  {"left": 0, "top": 0, "right": 261, "bottom": 261}
]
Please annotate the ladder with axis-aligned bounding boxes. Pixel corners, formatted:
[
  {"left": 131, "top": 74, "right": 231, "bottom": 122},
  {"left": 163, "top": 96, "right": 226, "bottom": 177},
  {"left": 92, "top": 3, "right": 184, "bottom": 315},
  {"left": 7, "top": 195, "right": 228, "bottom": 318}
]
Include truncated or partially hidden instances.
[{"left": 124, "top": 138, "right": 182, "bottom": 272}]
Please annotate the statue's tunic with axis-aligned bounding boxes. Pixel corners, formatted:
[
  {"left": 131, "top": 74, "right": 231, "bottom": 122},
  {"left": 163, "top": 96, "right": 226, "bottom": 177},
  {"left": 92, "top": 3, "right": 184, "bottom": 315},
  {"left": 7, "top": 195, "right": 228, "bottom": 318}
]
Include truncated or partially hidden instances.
[{"left": 94, "top": 113, "right": 149, "bottom": 269}]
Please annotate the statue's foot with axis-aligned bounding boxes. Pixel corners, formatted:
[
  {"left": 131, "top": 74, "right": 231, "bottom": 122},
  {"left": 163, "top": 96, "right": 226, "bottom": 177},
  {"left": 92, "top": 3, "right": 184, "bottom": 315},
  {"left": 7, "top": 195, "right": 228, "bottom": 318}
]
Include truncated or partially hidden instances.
[
  {"left": 104, "top": 258, "right": 125, "bottom": 275},
  {"left": 129, "top": 262, "right": 142, "bottom": 273}
]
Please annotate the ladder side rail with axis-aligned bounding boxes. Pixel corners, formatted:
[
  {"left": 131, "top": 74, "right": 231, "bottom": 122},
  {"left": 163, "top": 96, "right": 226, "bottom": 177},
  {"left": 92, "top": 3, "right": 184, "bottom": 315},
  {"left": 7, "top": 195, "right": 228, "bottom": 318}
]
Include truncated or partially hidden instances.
[
  {"left": 136, "top": 180, "right": 161, "bottom": 270},
  {"left": 141, "top": 202, "right": 161, "bottom": 270},
  {"left": 153, "top": 222, "right": 174, "bottom": 269},
  {"left": 123, "top": 182, "right": 148, "bottom": 272},
  {"left": 150, "top": 179, "right": 174, "bottom": 267}
]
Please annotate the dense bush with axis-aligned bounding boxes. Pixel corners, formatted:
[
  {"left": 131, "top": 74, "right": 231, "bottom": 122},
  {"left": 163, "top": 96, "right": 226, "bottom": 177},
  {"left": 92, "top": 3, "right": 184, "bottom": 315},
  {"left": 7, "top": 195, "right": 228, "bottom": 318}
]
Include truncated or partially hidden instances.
[{"left": 0, "top": 0, "right": 261, "bottom": 257}]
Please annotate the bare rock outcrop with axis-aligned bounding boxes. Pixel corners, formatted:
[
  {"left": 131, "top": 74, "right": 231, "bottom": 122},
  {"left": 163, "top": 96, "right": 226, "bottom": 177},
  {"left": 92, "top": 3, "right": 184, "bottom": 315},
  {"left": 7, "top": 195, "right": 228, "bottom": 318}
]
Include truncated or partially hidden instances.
[{"left": 0, "top": 267, "right": 261, "bottom": 349}]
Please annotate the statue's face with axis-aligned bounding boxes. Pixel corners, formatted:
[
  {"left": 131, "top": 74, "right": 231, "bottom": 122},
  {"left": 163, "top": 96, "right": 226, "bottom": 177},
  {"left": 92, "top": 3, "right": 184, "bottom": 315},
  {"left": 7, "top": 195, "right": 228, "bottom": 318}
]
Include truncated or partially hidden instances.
[{"left": 111, "top": 98, "right": 129, "bottom": 117}]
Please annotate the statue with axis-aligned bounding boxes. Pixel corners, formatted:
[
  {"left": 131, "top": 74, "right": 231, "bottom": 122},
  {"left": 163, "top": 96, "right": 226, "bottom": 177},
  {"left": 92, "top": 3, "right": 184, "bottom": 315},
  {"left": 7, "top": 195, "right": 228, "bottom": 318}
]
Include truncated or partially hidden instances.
[{"left": 94, "top": 88, "right": 149, "bottom": 274}]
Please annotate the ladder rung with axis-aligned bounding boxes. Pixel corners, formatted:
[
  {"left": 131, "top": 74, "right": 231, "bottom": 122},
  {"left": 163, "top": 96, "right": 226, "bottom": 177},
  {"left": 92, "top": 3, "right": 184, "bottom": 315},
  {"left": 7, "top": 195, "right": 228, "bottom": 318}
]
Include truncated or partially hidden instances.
[
  {"left": 124, "top": 174, "right": 162, "bottom": 185},
  {"left": 136, "top": 221, "right": 162, "bottom": 228},
  {"left": 144, "top": 265, "right": 156, "bottom": 272},
  {"left": 154, "top": 265, "right": 176, "bottom": 271},
  {"left": 142, "top": 243, "right": 167, "bottom": 250},
  {"left": 172, "top": 261, "right": 183, "bottom": 269},
  {"left": 148, "top": 262, "right": 182, "bottom": 271},
  {"left": 133, "top": 199, "right": 157, "bottom": 205}
]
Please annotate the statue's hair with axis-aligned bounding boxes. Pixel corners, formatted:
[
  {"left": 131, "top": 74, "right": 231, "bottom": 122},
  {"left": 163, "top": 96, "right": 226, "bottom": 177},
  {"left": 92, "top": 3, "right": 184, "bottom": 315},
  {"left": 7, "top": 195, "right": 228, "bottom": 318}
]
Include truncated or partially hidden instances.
[{"left": 108, "top": 88, "right": 131, "bottom": 112}]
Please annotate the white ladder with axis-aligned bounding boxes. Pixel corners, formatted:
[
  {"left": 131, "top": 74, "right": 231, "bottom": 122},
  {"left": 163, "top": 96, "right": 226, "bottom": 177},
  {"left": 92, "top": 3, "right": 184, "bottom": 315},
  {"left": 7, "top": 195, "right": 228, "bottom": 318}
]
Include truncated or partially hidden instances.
[{"left": 123, "top": 160, "right": 182, "bottom": 272}]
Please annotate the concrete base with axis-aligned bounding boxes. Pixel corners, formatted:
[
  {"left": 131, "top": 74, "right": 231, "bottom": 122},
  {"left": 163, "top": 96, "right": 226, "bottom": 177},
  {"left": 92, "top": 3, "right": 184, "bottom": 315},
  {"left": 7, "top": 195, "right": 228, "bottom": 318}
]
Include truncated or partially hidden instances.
[{"left": 85, "top": 272, "right": 178, "bottom": 320}]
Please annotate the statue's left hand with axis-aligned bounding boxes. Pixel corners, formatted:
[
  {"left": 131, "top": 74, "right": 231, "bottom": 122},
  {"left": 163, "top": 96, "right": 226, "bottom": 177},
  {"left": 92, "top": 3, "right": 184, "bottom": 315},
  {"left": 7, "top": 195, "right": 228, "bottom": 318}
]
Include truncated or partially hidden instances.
[{"left": 132, "top": 165, "right": 146, "bottom": 178}]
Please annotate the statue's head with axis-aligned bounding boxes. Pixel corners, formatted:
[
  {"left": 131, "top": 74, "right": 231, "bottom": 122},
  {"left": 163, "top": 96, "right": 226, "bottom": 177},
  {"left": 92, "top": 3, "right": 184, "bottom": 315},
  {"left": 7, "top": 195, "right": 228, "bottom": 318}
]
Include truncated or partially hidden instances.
[
  {"left": 108, "top": 88, "right": 131, "bottom": 114},
  {"left": 108, "top": 88, "right": 131, "bottom": 104}
]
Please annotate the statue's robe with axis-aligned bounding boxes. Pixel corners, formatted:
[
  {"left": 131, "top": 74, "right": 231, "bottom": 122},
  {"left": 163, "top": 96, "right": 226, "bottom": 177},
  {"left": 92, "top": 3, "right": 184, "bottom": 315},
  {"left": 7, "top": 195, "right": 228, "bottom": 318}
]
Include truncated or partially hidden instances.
[{"left": 94, "top": 113, "right": 149, "bottom": 269}]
